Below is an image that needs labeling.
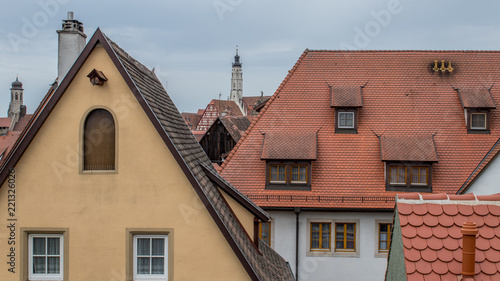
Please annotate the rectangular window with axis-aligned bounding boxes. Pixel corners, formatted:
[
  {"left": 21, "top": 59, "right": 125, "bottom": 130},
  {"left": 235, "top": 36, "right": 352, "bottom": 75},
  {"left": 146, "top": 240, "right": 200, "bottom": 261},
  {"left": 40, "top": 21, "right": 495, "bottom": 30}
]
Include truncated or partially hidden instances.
[
  {"left": 471, "top": 113, "right": 487, "bottom": 130},
  {"left": 259, "top": 222, "right": 271, "bottom": 246},
  {"left": 29, "top": 234, "right": 64, "bottom": 281},
  {"left": 389, "top": 166, "right": 406, "bottom": 184},
  {"left": 311, "top": 223, "right": 331, "bottom": 251},
  {"left": 133, "top": 235, "right": 168, "bottom": 280},
  {"left": 338, "top": 112, "right": 354, "bottom": 128},
  {"left": 269, "top": 165, "right": 286, "bottom": 183},
  {"left": 335, "top": 223, "right": 355, "bottom": 251},
  {"left": 411, "top": 167, "right": 428, "bottom": 185},
  {"left": 379, "top": 224, "right": 392, "bottom": 252},
  {"left": 291, "top": 165, "right": 307, "bottom": 183}
]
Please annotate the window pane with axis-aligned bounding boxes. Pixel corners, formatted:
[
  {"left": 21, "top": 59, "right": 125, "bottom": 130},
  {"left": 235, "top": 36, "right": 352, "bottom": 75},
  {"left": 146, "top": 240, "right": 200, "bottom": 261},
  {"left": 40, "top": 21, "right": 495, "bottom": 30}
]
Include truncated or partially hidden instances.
[
  {"left": 398, "top": 167, "right": 405, "bottom": 183},
  {"left": 390, "top": 168, "right": 397, "bottom": 183},
  {"left": 321, "top": 239, "right": 330, "bottom": 249},
  {"left": 278, "top": 166, "right": 285, "bottom": 181},
  {"left": 346, "top": 224, "right": 354, "bottom": 232},
  {"left": 270, "top": 166, "right": 277, "bottom": 181},
  {"left": 472, "top": 113, "right": 486, "bottom": 129},
  {"left": 47, "top": 238, "right": 60, "bottom": 255},
  {"left": 335, "top": 241, "right": 344, "bottom": 249},
  {"left": 311, "top": 231, "right": 319, "bottom": 240},
  {"left": 346, "top": 240, "right": 355, "bottom": 249},
  {"left": 33, "top": 238, "right": 46, "bottom": 255},
  {"left": 380, "top": 241, "right": 388, "bottom": 250},
  {"left": 380, "top": 224, "right": 388, "bottom": 232},
  {"left": 137, "top": 238, "right": 150, "bottom": 256},
  {"left": 47, "top": 257, "right": 60, "bottom": 274},
  {"left": 380, "top": 233, "right": 388, "bottom": 240},
  {"left": 299, "top": 166, "right": 306, "bottom": 181},
  {"left": 33, "top": 257, "right": 46, "bottom": 274},
  {"left": 151, "top": 258, "right": 164, "bottom": 274},
  {"left": 137, "top": 257, "right": 150, "bottom": 274},
  {"left": 312, "top": 223, "right": 320, "bottom": 232},
  {"left": 311, "top": 240, "right": 319, "bottom": 249},
  {"left": 152, "top": 239, "right": 165, "bottom": 256}
]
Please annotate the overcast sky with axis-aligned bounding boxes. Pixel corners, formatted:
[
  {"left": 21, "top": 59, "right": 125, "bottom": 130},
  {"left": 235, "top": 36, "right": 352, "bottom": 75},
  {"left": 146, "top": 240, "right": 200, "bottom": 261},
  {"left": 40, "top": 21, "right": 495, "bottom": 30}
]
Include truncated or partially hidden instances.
[{"left": 1, "top": 1, "right": 499, "bottom": 116}]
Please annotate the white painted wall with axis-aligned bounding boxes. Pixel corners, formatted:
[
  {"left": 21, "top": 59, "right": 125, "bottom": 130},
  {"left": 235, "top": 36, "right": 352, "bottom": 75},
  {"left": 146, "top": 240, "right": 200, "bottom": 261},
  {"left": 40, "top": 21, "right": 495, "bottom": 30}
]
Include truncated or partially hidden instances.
[
  {"left": 465, "top": 155, "right": 500, "bottom": 195},
  {"left": 268, "top": 210, "right": 393, "bottom": 281}
]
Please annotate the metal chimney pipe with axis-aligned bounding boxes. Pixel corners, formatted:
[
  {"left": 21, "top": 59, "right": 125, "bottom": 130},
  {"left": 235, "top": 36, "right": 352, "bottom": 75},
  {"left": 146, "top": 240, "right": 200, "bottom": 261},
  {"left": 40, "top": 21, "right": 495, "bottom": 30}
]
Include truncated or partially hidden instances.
[
  {"left": 461, "top": 222, "right": 478, "bottom": 278},
  {"left": 68, "top": 11, "right": 74, "bottom": 20}
]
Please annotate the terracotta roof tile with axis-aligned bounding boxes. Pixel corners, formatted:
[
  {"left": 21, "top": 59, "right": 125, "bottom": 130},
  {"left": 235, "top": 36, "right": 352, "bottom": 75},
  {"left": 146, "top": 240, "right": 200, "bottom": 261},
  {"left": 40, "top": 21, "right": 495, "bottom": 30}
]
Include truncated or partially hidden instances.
[
  {"left": 0, "top": 118, "right": 11, "bottom": 127},
  {"left": 380, "top": 135, "right": 438, "bottom": 162},
  {"left": 395, "top": 193, "right": 500, "bottom": 280},
  {"left": 220, "top": 50, "right": 500, "bottom": 209},
  {"left": 261, "top": 131, "right": 317, "bottom": 160},
  {"left": 330, "top": 85, "right": 362, "bottom": 108},
  {"left": 457, "top": 87, "right": 496, "bottom": 109}
]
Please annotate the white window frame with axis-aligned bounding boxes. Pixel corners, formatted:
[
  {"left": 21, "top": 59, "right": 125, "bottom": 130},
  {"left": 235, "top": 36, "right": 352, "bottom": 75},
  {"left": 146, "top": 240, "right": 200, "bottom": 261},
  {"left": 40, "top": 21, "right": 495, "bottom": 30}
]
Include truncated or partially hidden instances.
[
  {"left": 133, "top": 235, "right": 168, "bottom": 281},
  {"left": 338, "top": 112, "right": 355, "bottom": 129},
  {"left": 28, "top": 234, "right": 64, "bottom": 281},
  {"left": 470, "top": 112, "right": 487, "bottom": 130}
]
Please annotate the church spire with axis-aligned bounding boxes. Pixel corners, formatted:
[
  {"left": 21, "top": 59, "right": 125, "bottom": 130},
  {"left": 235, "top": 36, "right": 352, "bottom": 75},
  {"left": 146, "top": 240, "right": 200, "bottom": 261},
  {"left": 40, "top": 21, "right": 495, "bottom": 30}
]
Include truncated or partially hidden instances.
[{"left": 230, "top": 46, "right": 244, "bottom": 114}]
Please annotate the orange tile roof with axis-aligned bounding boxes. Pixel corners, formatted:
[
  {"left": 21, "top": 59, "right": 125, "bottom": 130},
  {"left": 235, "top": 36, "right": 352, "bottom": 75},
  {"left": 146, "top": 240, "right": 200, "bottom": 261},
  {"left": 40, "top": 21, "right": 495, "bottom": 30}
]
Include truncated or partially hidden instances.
[
  {"left": 330, "top": 85, "right": 363, "bottom": 108},
  {"left": 457, "top": 87, "right": 496, "bottom": 109},
  {"left": 380, "top": 135, "right": 438, "bottom": 162},
  {"left": 220, "top": 50, "right": 500, "bottom": 209},
  {"left": 0, "top": 118, "right": 10, "bottom": 128},
  {"left": 0, "top": 131, "right": 21, "bottom": 165},
  {"left": 261, "top": 131, "right": 317, "bottom": 160},
  {"left": 395, "top": 193, "right": 500, "bottom": 280}
]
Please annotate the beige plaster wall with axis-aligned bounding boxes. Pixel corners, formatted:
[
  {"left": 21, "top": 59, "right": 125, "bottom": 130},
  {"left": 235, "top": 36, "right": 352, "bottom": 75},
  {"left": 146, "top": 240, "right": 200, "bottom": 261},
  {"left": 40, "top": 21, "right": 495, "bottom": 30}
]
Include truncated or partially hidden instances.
[{"left": 0, "top": 46, "right": 251, "bottom": 281}]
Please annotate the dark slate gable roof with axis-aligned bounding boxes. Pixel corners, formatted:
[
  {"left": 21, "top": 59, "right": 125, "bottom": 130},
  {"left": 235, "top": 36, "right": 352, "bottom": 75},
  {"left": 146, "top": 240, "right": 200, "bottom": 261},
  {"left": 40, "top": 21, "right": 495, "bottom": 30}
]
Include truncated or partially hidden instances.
[{"left": 0, "top": 28, "right": 293, "bottom": 281}]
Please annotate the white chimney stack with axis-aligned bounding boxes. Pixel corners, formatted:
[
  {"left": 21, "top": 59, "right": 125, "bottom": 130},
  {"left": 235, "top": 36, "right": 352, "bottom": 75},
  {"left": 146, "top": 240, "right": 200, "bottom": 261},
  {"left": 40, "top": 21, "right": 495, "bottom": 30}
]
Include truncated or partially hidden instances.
[{"left": 57, "top": 11, "right": 86, "bottom": 82}]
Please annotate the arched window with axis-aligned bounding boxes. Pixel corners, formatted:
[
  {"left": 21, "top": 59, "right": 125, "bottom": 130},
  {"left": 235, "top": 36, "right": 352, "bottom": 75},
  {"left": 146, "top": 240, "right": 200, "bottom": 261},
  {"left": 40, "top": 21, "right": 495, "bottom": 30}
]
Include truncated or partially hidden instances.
[
  {"left": 15, "top": 93, "right": 18, "bottom": 100},
  {"left": 83, "top": 109, "right": 115, "bottom": 170}
]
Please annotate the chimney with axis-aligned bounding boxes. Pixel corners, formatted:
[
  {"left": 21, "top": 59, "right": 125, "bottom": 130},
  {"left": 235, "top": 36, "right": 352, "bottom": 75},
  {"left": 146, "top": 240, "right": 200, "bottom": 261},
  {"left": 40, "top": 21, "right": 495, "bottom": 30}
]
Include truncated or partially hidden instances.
[
  {"left": 461, "top": 222, "right": 478, "bottom": 279},
  {"left": 57, "top": 12, "right": 86, "bottom": 82}
]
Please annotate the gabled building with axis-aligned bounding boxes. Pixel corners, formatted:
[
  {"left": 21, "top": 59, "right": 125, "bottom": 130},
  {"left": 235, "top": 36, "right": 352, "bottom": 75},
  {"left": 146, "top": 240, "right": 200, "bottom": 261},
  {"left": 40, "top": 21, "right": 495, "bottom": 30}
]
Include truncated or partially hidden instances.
[
  {"left": 196, "top": 99, "right": 244, "bottom": 131},
  {"left": 386, "top": 193, "right": 500, "bottom": 281},
  {"left": 200, "top": 116, "right": 251, "bottom": 164},
  {"left": 220, "top": 50, "right": 500, "bottom": 280},
  {"left": 0, "top": 28, "right": 294, "bottom": 281}
]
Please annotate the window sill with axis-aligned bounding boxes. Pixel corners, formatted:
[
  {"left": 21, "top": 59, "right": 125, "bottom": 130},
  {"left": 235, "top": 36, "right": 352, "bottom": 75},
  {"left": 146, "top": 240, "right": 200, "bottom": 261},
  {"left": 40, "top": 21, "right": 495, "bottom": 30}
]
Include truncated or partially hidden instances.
[
  {"left": 375, "top": 251, "right": 389, "bottom": 258},
  {"left": 265, "top": 183, "right": 311, "bottom": 191},
  {"left": 467, "top": 129, "right": 490, "bottom": 134},
  {"left": 386, "top": 185, "right": 432, "bottom": 192},
  {"left": 81, "top": 169, "right": 117, "bottom": 175}
]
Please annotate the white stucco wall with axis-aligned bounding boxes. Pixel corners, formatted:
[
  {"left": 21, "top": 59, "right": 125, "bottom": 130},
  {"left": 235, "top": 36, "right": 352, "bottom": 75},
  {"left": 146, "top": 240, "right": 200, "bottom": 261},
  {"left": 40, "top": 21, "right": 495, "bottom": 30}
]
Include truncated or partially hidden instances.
[
  {"left": 465, "top": 155, "right": 500, "bottom": 195},
  {"left": 268, "top": 210, "right": 393, "bottom": 281}
]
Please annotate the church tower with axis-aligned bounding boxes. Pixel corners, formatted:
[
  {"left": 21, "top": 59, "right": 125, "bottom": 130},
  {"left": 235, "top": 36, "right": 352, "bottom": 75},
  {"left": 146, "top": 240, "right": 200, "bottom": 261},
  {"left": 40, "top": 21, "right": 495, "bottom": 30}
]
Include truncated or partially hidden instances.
[
  {"left": 230, "top": 48, "right": 244, "bottom": 113},
  {"left": 8, "top": 77, "right": 26, "bottom": 128}
]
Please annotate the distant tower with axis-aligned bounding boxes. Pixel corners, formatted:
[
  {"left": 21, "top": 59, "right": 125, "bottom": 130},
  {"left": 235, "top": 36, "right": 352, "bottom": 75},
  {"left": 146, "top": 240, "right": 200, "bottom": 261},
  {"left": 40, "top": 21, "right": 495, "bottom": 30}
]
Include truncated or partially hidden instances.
[
  {"left": 8, "top": 77, "right": 26, "bottom": 128},
  {"left": 230, "top": 47, "right": 244, "bottom": 113},
  {"left": 57, "top": 11, "right": 86, "bottom": 82}
]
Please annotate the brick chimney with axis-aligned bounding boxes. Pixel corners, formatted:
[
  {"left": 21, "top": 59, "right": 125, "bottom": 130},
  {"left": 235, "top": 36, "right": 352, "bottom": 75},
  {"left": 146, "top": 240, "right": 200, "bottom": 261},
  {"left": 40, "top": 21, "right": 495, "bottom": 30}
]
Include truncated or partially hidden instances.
[
  {"left": 461, "top": 222, "right": 478, "bottom": 279},
  {"left": 57, "top": 12, "right": 86, "bottom": 82}
]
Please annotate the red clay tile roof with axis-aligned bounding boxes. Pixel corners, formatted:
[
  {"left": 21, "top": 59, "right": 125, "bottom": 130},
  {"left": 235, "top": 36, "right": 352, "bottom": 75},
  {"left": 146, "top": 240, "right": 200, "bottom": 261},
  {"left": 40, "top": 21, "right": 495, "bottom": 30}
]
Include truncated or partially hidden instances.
[
  {"left": 0, "top": 118, "right": 10, "bottom": 128},
  {"left": 380, "top": 135, "right": 438, "bottom": 162},
  {"left": 330, "top": 85, "right": 363, "bottom": 108},
  {"left": 261, "top": 131, "right": 317, "bottom": 160},
  {"left": 12, "top": 114, "right": 33, "bottom": 131},
  {"left": 0, "top": 131, "right": 21, "bottom": 165},
  {"left": 181, "top": 112, "right": 203, "bottom": 130},
  {"left": 457, "top": 87, "right": 496, "bottom": 109},
  {"left": 220, "top": 50, "right": 500, "bottom": 209},
  {"left": 395, "top": 193, "right": 500, "bottom": 281}
]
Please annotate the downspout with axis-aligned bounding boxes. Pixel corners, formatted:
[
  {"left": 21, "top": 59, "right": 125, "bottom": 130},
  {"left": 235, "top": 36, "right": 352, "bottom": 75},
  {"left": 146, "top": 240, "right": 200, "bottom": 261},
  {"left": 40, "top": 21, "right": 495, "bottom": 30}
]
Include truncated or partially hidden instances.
[{"left": 295, "top": 207, "right": 301, "bottom": 281}]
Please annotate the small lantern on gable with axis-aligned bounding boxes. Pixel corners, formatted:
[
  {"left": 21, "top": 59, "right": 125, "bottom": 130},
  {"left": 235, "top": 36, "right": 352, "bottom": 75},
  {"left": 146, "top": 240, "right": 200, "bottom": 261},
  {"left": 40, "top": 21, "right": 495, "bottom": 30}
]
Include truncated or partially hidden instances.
[{"left": 87, "top": 69, "right": 108, "bottom": 86}]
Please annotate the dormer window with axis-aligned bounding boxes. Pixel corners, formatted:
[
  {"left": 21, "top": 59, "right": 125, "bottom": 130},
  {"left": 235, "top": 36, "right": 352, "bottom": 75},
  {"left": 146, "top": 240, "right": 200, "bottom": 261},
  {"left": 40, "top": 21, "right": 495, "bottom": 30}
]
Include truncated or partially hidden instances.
[
  {"left": 261, "top": 131, "right": 317, "bottom": 190},
  {"left": 380, "top": 135, "right": 438, "bottom": 192},
  {"left": 456, "top": 87, "right": 495, "bottom": 134},
  {"left": 330, "top": 86, "right": 363, "bottom": 133}
]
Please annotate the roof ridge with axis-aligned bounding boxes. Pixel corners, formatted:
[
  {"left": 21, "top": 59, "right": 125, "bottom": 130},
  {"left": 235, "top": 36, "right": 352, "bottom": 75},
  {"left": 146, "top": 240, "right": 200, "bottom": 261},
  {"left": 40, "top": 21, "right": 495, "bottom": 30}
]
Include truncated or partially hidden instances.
[{"left": 220, "top": 49, "right": 310, "bottom": 172}]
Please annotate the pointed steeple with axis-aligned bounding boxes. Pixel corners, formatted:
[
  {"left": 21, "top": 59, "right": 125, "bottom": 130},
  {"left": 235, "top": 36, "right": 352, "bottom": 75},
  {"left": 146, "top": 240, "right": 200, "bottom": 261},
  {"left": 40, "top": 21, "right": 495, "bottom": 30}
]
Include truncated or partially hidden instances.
[{"left": 230, "top": 46, "right": 244, "bottom": 114}]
